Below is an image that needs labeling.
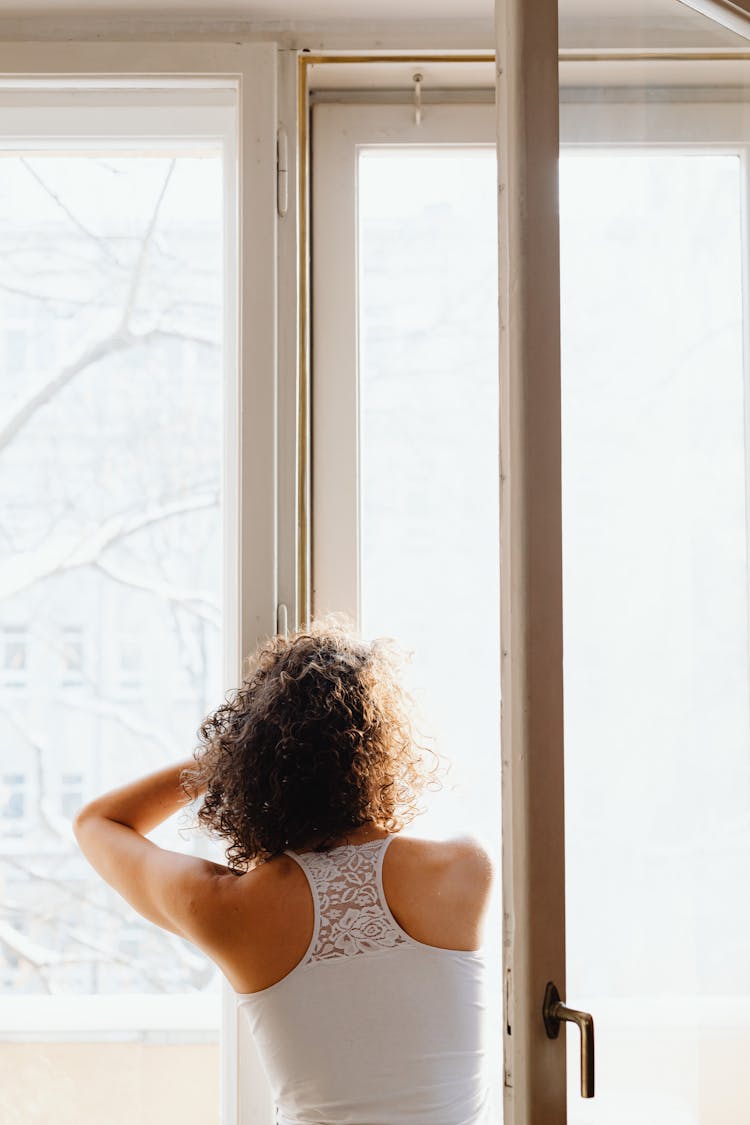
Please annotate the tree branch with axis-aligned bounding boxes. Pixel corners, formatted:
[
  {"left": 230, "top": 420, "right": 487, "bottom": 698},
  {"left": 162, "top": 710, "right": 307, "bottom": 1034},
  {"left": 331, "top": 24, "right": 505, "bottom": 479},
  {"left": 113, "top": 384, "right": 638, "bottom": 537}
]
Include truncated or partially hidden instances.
[
  {"left": 93, "top": 558, "right": 220, "bottom": 626},
  {"left": 55, "top": 694, "right": 182, "bottom": 760},
  {"left": 0, "top": 160, "right": 204, "bottom": 457},
  {"left": 0, "top": 324, "right": 218, "bottom": 456},
  {"left": 21, "top": 158, "right": 122, "bottom": 268},
  {"left": 0, "top": 705, "right": 70, "bottom": 842},
  {"left": 0, "top": 488, "right": 218, "bottom": 600},
  {"left": 0, "top": 328, "right": 130, "bottom": 453},
  {"left": 120, "top": 159, "right": 176, "bottom": 330},
  {"left": 0, "top": 279, "right": 105, "bottom": 308}
]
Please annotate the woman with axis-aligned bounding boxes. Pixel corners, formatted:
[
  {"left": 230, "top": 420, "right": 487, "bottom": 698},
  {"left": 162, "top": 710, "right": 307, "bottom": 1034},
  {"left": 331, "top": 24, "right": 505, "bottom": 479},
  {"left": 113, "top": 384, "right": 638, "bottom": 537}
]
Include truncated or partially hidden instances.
[{"left": 74, "top": 618, "right": 495, "bottom": 1125}]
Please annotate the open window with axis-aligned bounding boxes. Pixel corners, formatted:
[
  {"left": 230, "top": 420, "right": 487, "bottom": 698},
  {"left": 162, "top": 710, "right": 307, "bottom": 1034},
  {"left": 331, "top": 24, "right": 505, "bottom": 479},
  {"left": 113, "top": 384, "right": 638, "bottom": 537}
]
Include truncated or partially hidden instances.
[{"left": 309, "top": 48, "right": 750, "bottom": 1122}]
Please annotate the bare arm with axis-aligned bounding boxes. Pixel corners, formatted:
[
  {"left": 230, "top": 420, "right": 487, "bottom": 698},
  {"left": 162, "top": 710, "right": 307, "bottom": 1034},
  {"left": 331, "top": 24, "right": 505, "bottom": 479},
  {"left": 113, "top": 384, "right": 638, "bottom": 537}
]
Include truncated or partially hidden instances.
[
  {"left": 73, "top": 760, "right": 234, "bottom": 943},
  {"left": 74, "top": 758, "right": 199, "bottom": 835}
]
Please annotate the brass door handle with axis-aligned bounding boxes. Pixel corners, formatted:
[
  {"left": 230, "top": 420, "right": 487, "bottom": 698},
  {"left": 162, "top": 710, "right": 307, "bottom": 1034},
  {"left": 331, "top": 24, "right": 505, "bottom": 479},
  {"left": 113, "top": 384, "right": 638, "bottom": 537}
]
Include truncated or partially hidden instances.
[{"left": 542, "top": 980, "right": 595, "bottom": 1098}]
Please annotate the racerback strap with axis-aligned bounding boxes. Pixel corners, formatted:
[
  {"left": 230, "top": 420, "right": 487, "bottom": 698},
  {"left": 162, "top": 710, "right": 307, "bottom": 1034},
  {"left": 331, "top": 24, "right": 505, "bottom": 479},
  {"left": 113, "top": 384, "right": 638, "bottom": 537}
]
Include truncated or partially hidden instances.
[{"left": 285, "top": 837, "right": 409, "bottom": 964}]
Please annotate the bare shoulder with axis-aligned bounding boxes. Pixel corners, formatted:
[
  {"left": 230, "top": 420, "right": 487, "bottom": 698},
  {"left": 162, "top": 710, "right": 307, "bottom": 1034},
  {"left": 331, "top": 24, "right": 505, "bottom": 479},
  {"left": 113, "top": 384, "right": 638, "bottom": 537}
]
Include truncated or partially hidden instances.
[
  {"left": 384, "top": 832, "right": 495, "bottom": 950},
  {"left": 211, "top": 851, "right": 299, "bottom": 914},
  {"left": 391, "top": 832, "right": 495, "bottom": 874},
  {"left": 444, "top": 833, "right": 496, "bottom": 878},
  {"left": 387, "top": 833, "right": 496, "bottom": 905},
  {"left": 192, "top": 851, "right": 307, "bottom": 949}
]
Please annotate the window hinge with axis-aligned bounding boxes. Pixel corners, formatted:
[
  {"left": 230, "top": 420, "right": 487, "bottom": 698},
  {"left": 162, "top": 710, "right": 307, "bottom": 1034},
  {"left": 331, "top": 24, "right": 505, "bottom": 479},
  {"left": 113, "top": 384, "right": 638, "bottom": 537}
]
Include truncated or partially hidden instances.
[{"left": 276, "top": 126, "right": 288, "bottom": 218}]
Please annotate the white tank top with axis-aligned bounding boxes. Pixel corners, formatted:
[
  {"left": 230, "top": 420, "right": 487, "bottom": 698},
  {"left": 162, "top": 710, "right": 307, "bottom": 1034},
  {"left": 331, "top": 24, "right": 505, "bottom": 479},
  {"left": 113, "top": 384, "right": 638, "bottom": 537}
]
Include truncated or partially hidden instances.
[{"left": 235, "top": 834, "right": 491, "bottom": 1125}]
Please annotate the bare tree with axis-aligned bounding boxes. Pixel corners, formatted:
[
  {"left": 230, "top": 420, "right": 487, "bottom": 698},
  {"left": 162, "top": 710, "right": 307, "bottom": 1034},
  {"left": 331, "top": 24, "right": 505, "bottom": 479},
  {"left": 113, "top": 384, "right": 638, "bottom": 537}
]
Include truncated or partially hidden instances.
[{"left": 0, "top": 154, "right": 224, "bottom": 997}]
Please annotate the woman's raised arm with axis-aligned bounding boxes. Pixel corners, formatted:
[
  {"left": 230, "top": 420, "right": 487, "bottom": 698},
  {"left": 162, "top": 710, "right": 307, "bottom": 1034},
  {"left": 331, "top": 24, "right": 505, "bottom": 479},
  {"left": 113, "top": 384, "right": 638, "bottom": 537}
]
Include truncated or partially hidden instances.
[{"left": 73, "top": 760, "right": 235, "bottom": 943}]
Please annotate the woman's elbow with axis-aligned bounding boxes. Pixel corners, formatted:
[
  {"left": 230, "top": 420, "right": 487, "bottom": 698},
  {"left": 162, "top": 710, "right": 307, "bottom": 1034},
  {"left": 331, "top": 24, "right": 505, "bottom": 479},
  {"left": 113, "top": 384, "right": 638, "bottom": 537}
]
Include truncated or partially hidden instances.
[{"left": 72, "top": 802, "right": 101, "bottom": 841}]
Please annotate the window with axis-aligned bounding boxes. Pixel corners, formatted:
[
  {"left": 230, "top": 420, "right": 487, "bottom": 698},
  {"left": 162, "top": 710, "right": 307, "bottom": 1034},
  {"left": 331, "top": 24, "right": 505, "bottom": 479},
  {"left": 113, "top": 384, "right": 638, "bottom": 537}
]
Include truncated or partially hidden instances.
[
  {"left": 1, "top": 773, "right": 28, "bottom": 834},
  {"left": 558, "top": 98, "right": 750, "bottom": 1122},
  {"left": 1, "top": 626, "right": 28, "bottom": 689},
  {"left": 59, "top": 772, "right": 84, "bottom": 821},
  {"left": 313, "top": 103, "right": 500, "bottom": 843},
  {"left": 60, "top": 626, "right": 85, "bottom": 689},
  {"left": 5, "top": 328, "right": 27, "bottom": 373},
  {"left": 0, "top": 84, "right": 233, "bottom": 1125},
  {"left": 311, "top": 102, "right": 502, "bottom": 1121},
  {"left": 0, "top": 35, "right": 281, "bottom": 1125},
  {"left": 311, "top": 82, "right": 750, "bottom": 1124},
  {"left": 0, "top": 44, "right": 281, "bottom": 1124},
  {"left": 115, "top": 635, "right": 144, "bottom": 699}
]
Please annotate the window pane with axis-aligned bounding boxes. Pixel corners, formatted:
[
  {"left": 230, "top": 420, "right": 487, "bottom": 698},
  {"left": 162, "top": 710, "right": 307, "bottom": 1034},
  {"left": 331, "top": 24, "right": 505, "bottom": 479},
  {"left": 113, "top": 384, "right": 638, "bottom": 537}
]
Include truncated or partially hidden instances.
[
  {"left": 357, "top": 147, "right": 501, "bottom": 1120},
  {"left": 561, "top": 151, "right": 749, "bottom": 1124},
  {"left": 0, "top": 149, "right": 223, "bottom": 1123},
  {"left": 358, "top": 149, "right": 500, "bottom": 845}
]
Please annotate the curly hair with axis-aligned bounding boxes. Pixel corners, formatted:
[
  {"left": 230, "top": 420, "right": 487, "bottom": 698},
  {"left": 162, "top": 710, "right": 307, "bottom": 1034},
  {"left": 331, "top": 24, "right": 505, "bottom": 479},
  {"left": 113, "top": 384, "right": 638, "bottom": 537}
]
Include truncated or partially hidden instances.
[{"left": 182, "top": 616, "right": 442, "bottom": 870}]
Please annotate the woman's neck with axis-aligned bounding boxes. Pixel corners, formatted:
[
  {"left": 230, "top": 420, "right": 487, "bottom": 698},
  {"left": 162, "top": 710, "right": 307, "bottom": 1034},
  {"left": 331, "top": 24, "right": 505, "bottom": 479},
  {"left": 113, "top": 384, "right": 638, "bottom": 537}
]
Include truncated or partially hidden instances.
[{"left": 299, "top": 822, "right": 390, "bottom": 852}]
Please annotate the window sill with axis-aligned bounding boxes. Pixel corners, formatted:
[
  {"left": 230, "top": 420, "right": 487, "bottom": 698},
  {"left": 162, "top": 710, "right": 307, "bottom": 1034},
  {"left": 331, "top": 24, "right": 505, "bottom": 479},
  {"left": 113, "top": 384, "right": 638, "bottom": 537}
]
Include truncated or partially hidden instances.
[{"left": 0, "top": 993, "right": 220, "bottom": 1040}]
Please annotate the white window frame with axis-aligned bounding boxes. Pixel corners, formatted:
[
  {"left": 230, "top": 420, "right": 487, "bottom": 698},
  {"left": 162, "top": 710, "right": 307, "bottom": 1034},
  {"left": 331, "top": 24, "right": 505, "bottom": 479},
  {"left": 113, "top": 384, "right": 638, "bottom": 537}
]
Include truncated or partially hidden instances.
[{"left": 0, "top": 41, "right": 291, "bottom": 1125}]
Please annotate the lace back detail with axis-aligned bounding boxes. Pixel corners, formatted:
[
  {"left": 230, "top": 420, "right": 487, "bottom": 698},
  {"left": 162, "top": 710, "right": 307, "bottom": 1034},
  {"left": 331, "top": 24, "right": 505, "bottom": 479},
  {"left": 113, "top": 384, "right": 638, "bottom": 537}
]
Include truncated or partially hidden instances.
[{"left": 292, "top": 838, "right": 409, "bottom": 964}]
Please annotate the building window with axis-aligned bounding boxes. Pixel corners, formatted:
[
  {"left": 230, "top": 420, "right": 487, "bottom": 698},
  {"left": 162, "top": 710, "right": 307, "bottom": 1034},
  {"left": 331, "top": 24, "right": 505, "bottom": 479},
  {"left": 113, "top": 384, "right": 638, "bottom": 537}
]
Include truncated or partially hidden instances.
[
  {"left": 0, "top": 773, "right": 28, "bottom": 835},
  {"left": 115, "top": 635, "right": 144, "bottom": 698},
  {"left": 5, "top": 328, "right": 27, "bottom": 374},
  {"left": 60, "top": 772, "right": 84, "bottom": 821},
  {"left": 61, "top": 626, "right": 85, "bottom": 689},
  {"left": 1, "top": 627, "right": 28, "bottom": 689}
]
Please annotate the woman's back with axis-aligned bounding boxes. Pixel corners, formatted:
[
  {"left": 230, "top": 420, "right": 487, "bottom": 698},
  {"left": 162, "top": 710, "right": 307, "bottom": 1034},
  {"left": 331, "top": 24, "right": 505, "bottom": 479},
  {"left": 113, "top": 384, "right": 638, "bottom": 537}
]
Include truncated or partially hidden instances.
[
  {"left": 234, "top": 833, "right": 492, "bottom": 1125},
  {"left": 73, "top": 621, "right": 496, "bottom": 1124}
]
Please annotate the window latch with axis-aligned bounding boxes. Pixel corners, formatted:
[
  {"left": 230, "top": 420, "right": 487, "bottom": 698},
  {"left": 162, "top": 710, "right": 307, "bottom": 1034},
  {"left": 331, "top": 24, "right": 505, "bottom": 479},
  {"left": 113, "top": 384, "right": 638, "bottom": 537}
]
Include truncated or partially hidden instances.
[{"left": 277, "top": 126, "right": 288, "bottom": 218}]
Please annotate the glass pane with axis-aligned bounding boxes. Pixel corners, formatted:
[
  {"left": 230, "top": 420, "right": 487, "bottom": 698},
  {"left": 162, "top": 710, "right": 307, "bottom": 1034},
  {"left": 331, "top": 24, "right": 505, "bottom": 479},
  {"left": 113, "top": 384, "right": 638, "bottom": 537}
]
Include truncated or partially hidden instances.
[
  {"left": 561, "top": 138, "right": 750, "bottom": 1121},
  {"left": 357, "top": 147, "right": 501, "bottom": 1117},
  {"left": 358, "top": 148, "right": 500, "bottom": 843},
  {"left": 0, "top": 148, "right": 223, "bottom": 1123}
]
